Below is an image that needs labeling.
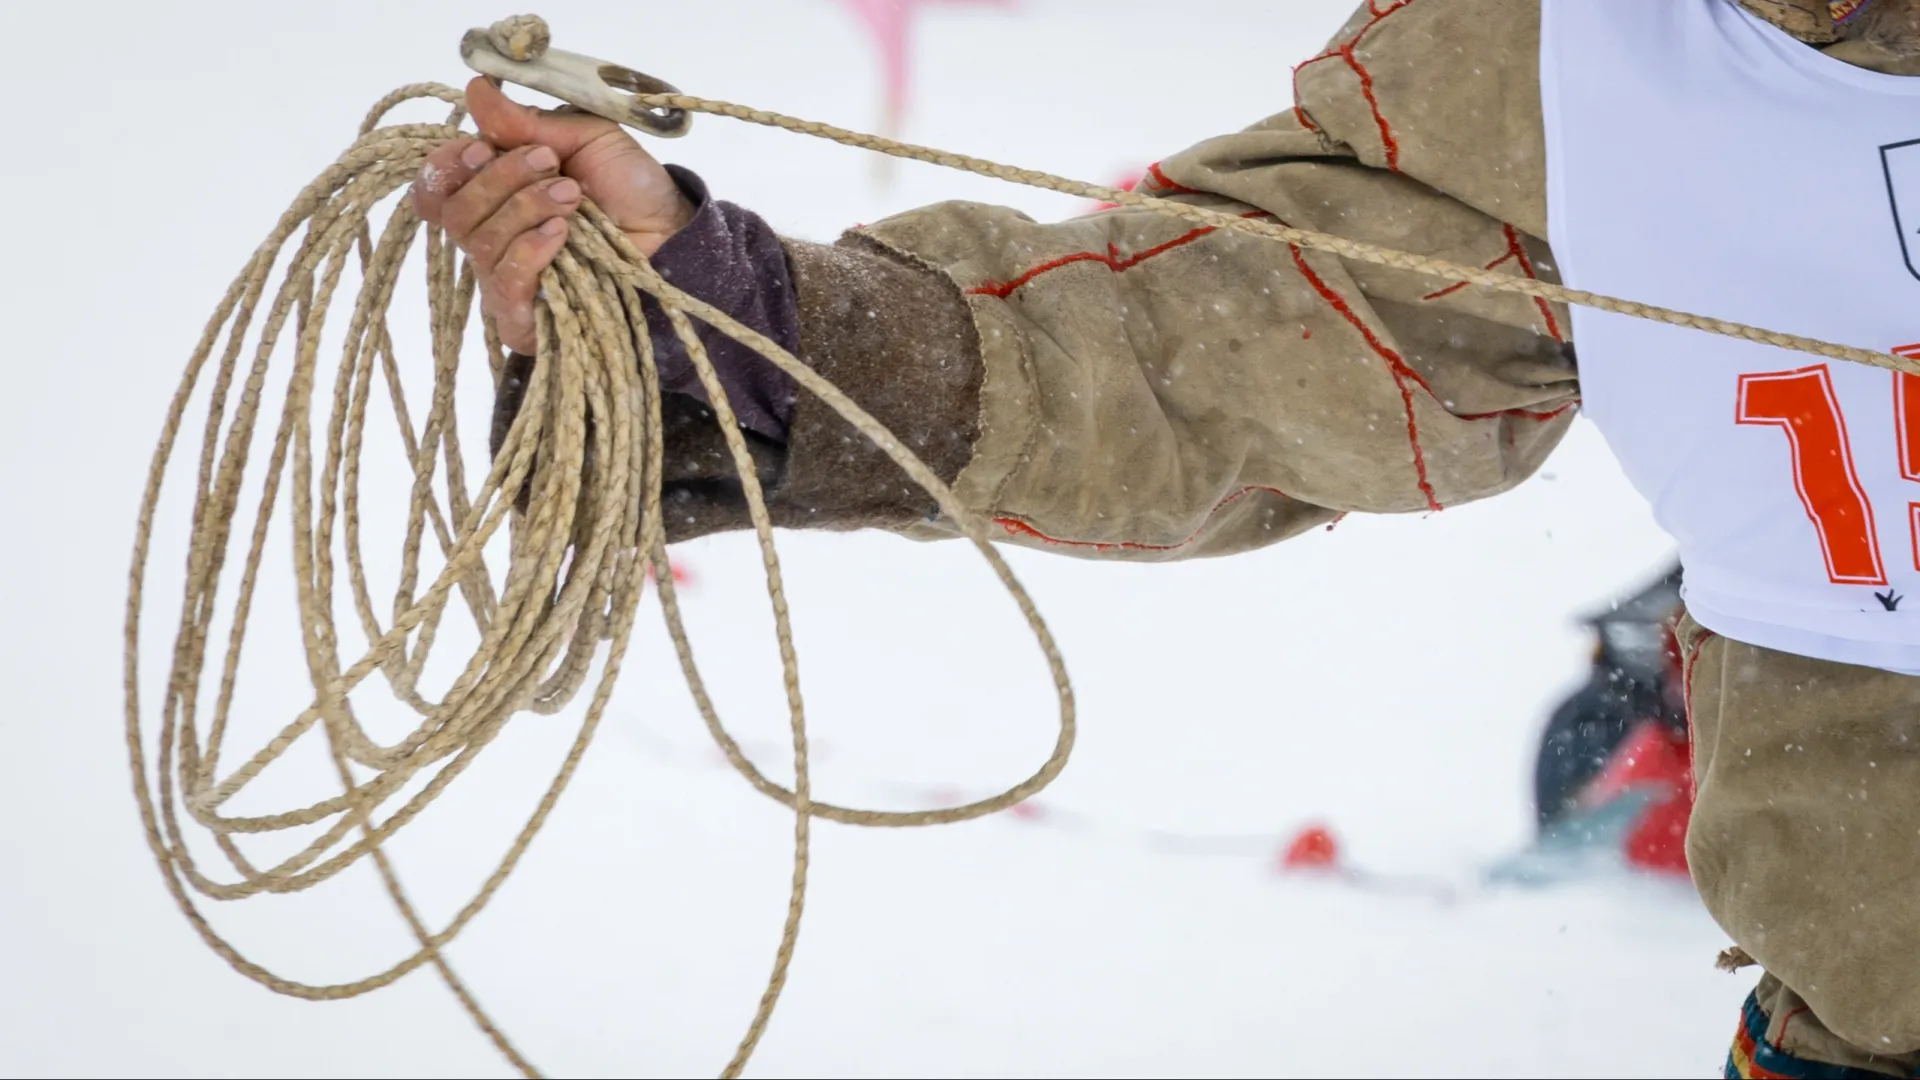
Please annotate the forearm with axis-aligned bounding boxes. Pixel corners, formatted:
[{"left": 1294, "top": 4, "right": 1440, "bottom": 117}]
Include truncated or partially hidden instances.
[
  {"left": 497, "top": 0, "right": 1578, "bottom": 555},
  {"left": 842, "top": 162, "right": 1574, "bottom": 559}
]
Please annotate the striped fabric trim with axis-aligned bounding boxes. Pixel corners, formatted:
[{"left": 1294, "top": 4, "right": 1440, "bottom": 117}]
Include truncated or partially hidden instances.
[
  {"left": 1829, "top": 0, "right": 1873, "bottom": 27},
  {"left": 1726, "top": 991, "right": 1909, "bottom": 1079}
]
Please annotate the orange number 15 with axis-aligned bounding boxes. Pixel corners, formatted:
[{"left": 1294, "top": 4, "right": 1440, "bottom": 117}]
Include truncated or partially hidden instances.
[{"left": 1736, "top": 361, "right": 1920, "bottom": 587}]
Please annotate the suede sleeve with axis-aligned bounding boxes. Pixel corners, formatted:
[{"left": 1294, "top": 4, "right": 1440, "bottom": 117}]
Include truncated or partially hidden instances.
[{"left": 758, "top": 0, "right": 1578, "bottom": 559}]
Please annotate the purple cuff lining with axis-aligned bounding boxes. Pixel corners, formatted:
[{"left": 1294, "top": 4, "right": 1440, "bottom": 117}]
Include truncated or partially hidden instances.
[{"left": 645, "top": 164, "right": 802, "bottom": 442}]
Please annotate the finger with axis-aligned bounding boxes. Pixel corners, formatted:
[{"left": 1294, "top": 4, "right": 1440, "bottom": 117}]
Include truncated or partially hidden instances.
[
  {"left": 464, "top": 76, "right": 684, "bottom": 244},
  {"left": 462, "top": 176, "right": 582, "bottom": 275},
  {"left": 440, "top": 144, "right": 562, "bottom": 242},
  {"left": 466, "top": 76, "right": 623, "bottom": 160},
  {"left": 482, "top": 219, "right": 570, "bottom": 353},
  {"left": 411, "top": 139, "right": 489, "bottom": 225}
]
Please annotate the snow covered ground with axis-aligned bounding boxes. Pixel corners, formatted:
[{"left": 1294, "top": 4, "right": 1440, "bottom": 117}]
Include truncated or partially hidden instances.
[{"left": 1, "top": 1, "right": 1745, "bottom": 1076}]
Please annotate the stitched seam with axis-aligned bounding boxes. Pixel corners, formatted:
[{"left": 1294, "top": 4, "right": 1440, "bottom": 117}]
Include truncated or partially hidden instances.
[
  {"left": 988, "top": 299, "right": 1044, "bottom": 513},
  {"left": 1503, "top": 224, "right": 1566, "bottom": 342},
  {"left": 1145, "top": 162, "right": 1199, "bottom": 196},
  {"left": 1287, "top": 244, "right": 1441, "bottom": 511},
  {"left": 838, "top": 228, "right": 1023, "bottom": 513},
  {"left": 972, "top": 198, "right": 1454, "bottom": 524},
  {"left": 1454, "top": 403, "right": 1575, "bottom": 423},
  {"left": 967, "top": 211, "right": 1272, "bottom": 298},
  {"left": 1289, "top": 0, "right": 1420, "bottom": 153},
  {"left": 1339, "top": 44, "right": 1400, "bottom": 172},
  {"left": 992, "top": 485, "right": 1292, "bottom": 553},
  {"left": 970, "top": 213, "right": 1287, "bottom": 550},
  {"left": 1419, "top": 225, "right": 1567, "bottom": 342},
  {"left": 1681, "top": 625, "right": 1716, "bottom": 798},
  {"left": 1419, "top": 231, "right": 1524, "bottom": 301},
  {"left": 1419, "top": 279, "right": 1473, "bottom": 302},
  {"left": 1774, "top": 1005, "right": 1813, "bottom": 1058}
]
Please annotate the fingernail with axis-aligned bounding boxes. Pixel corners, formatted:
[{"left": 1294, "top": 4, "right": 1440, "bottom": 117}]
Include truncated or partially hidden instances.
[
  {"left": 538, "top": 218, "right": 567, "bottom": 237},
  {"left": 460, "top": 142, "right": 494, "bottom": 169},
  {"left": 547, "top": 178, "right": 581, "bottom": 202},
  {"left": 526, "top": 146, "right": 559, "bottom": 171}
]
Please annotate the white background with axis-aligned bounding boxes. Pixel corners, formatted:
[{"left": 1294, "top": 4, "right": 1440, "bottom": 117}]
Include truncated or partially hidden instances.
[{"left": 0, "top": 1, "right": 1730, "bottom": 1076}]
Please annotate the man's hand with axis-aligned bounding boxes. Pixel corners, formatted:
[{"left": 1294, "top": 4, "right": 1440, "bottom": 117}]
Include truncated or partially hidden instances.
[{"left": 412, "top": 76, "right": 697, "bottom": 353}]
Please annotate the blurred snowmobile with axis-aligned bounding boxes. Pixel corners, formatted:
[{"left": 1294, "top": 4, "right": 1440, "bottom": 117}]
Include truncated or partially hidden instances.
[{"left": 1494, "top": 563, "right": 1694, "bottom": 883}]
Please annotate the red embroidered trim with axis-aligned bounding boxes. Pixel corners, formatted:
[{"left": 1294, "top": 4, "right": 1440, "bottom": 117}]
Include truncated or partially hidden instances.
[
  {"left": 1454, "top": 404, "right": 1575, "bottom": 423},
  {"left": 967, "top": 211, "right": 1271, "bottom": 299},
  {"left": 1145, "top": 162, "right": 1197, "bottom": 195},
  {"left": 1288, "top": 244, "right": 1441, "bottom": 510},
  {"left": 1290, "top": 0, "right": 1421, "bottom": 167},
  {"left": 1420, "top": 224, "right": 1566, "bottom": 342}
]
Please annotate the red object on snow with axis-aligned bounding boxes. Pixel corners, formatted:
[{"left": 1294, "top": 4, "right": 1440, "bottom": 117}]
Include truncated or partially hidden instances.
[
  {"left": 1581, "top": 720, "right": 1694, "bottom": 876},
  {"left": 1278, "top": 824, "right": 1342, "bottom": 871},
  {"left": 1623, "top": 786, "right": 1692, "bottom": 876}
]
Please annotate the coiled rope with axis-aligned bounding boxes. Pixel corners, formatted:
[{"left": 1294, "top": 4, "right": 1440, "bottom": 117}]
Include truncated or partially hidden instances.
[
  {"left": 124, "top": 80, "right": 1071, "bottom": 1079},
  {"left": 126, "top": 19, "right": 1920, "bottom": 1080}
]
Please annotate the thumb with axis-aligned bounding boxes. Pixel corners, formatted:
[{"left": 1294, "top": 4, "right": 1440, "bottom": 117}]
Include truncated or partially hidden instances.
[{"left": 465, "top": 76, "right": 620, "bottom": 159}]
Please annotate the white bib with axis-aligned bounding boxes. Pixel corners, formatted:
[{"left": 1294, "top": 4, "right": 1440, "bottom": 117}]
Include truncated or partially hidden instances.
[{"left": 1542, "top": 0, "right": 1920, "bottom": 672}]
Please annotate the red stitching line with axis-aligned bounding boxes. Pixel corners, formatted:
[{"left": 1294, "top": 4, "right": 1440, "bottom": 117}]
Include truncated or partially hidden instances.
[
  {"left": 992, "top": 486, "right": 1292, "bottom": 553},
  {"left": 1774, "top": 1005, "right": 1812, "bottom": 1054},
  {"left": 1454, "top": 404, "right": 1575, "bottom": 423},
  {"left": 1286, "top": 247, "right": 1436, "bottom": 400},
  {"left": 1288, "top": 245, "right": 1441, "bottom": 510},
  {"left": 967, "top": 211, "right": 1271, "bottom": 299},
  {"left": 1419, "top": 225, "right": 1567, "bottom": 343},
  {"left": 1145, "top": 162, "right": 1198, "bottom": 195},
  {"left": 1419, "top": 250, "right": 1520, "bottom": 302},
  {"left": 1681, "top": 626, "right": 1715, "bottom": 779},
  {"left": 1290, "top": 0, "right": 1419, "bottom": 155},
  {"left": 1340, "top": 45, "right": 1399, "bottom": 172},
  {"left": 977, "top": 199, "right": 1448, "bottom": 511},
  {"left": 1503, "top": 224, "right": 1566, "bottom": 342},
  {"left": 1094, "top": 163, "right": 1189, "bottom": 211},
  {"left": 1290, "top": 79, "right": 1319, "bottom": 132}
]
